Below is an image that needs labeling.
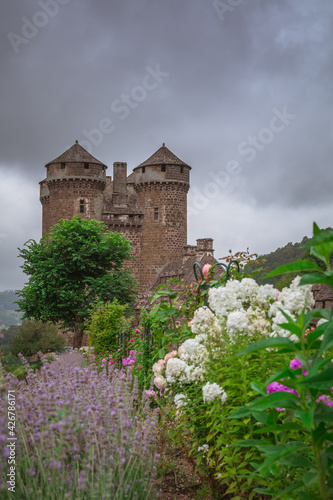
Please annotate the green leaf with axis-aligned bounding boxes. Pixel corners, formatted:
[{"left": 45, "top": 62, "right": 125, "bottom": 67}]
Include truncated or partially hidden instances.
[
  {"left": 228, "top": 406, "right": 253, "bottom": 419},
  {"left": 158, "top": 348, "right": 166, "bottom": 358},
  {"left": 232, "top": 439, "right": 270, "bottom": 448},
  {"left": 265, "top": 260, "right": 324, "bottom": 278},
  {"left": 319, "top": 320, "right": 333, "bottom": 355},
  {"left": 250, "top": 392, "right": 299, "bottom": 411},
  {"left": 278, "top": 453, "right": 310, "bottom": 467},
  {"left": 237, "top": 337, "right": 297, "bottom": 356},
  {"left": 302, "top": 226, "right": 333, "bottom": 248},
  {"left": 250, "top": 381, "right": 266, "bottom": 396},
  {"left": 302, "top": 470, "right": 318, "bottom": 487},
  {"left": 314, "top": 404, "right": 333, "bottom": 423},
  {"left": 271, "top": 480, "right": 304, "bottom": 499},
  {"left": 296, "top": 406, "right": 315, "bottom": 429},
  {"left": 257, "top": 442, "right": 307, "bottom": 471},
  {"left": 300, "top": 364, "right": 333, "bottom": 389},
  {"left": 299, "top": 273, "right": 330, "bottom": 285},
  {"left": 253, "top": 422, "right": 302, "bottom": 433}
]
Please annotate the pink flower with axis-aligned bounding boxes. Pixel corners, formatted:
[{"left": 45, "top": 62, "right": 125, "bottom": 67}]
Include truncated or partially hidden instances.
[
  {"left": 135, "top": 329, "right": 140, "bottom": 333},
  {"left": 154, "top": 376, "right": 167, "bottom": 390},
  {"left": 317, "top": 395, "right": 333, "bottom": 407},
  {"left": 202, "top": 264, "right": 212, "bottom": 277},
  {"left": 188, "top": 321, "right": 193, "bottom": 327},
  {"left": 164, "top": 350, "right": 177, "bottom": 363},
  {"left": 290, "top": 358, "right": 302, "bottom": 370},
  {"left": 158, "top": 359, "right": 165, "bottom": 368},
  {"left": 130, "top": 338, "right": 134, "bottom": 342},
  {"left": 267, "top": 382, "right": 298, "bottom": 396},
  {"left": 275, "top": 290, "right": 280, "bottom": 301}
]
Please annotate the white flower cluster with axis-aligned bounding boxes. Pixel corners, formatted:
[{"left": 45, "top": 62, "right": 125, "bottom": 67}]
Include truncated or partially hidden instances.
[
  {"left": 209, "top": 278, "right": 276, "bottom": 318},
  {"left": 269, "top": 277, "right": 314, "bottom": 340},
  {"left": 153, "top": 276, "right": 314, "bottom": 406},
  {"left": 202, "top": 382, "right": 227, "bottom": 403},
  {"left": 206, "top": 277, "right": 314, "bottom": 341},
  {"left": 198, "top": 444, "right": 209, "bottom": 456},
  {"left": 191, "top": 306, "right": 221, "bottom": 339},
  {"left": 174, "top": 393, "right": 188, "bottom": 408},
  {"left": 165, "top": 336, "right": 207, "bottom": 385}
]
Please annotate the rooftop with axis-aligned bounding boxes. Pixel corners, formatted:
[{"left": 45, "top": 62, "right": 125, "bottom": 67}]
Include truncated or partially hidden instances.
[
  {"left": 45, "top": 141, "right": 107, "bottom": 168},
  {"left": 138, "top": 143, "right": 191, "bottom": 168}
]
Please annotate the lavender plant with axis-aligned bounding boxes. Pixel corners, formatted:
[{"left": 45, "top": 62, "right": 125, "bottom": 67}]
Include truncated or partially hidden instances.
[{"left": 0, "top": 352, "right": 159, "bottom": 499}]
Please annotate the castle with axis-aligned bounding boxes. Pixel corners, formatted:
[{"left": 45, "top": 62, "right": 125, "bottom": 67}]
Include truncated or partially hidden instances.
[{"left": 40, "top": 141, "right": 216, "bottom": 292}]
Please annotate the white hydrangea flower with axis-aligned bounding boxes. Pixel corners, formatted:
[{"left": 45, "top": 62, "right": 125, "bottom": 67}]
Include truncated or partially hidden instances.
[
  {"left": 238, "top": 278, "right": 259, "bottom": 301},
  {"left": 165, "top": 357, "right": 188, "bottom": 383},
  {"left": 273, "top": 277, "right": 315, "bottom": 316},
  {"left": 202, "top": 382, "right": 227, "bottom": 403},
  {"left": 178, "top": 338, "right": 208, "bottom": 364},
  {"left": 209, "top": 284, "right": 242, "bottom": 317},
  {"left": 184, "top": 364, "right": 205, "bottom": 382},
  {"left": 254, "top": 284, "right": 278, "bottom": 305},
  {"left": 174, "top": 393, "right": 188, "bottom": 408},
  {"left": 152, "top": 362, "right": 163, "bottom": 376},
  {"left": 249, "top": 316, "right": 271, "bottom": 336},
  {"left": 154, "top": 375, "right": 167, "bottom": 390},
  {"left": 226, "top": 310, "right": 249, "bottom": 336},
  {"left": 270, "top": 309, "right": 299, "bottom": 341},
  {"left": 191, "top": 306, "right": 221, "bottom": 337}
]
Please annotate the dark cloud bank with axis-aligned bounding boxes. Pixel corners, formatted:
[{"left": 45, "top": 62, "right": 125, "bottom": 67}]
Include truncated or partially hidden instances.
[{"left": 1, "top": 0, "right": 333, "bottom": 290}]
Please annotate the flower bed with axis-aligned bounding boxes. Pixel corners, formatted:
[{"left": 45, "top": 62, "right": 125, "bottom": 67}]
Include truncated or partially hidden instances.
[{"left": 0, "top": 352, "right": 158, "bottom": 499}]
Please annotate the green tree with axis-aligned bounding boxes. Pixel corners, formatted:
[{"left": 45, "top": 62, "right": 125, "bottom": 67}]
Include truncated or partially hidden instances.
[
  {"left": 17, "top": 216, "right": 138, "bottom": 348},
  {"left": 10, "top": 320, "right": 65, "bottom": 357}
]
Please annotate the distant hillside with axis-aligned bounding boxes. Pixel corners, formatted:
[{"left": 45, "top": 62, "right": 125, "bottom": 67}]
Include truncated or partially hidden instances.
[
  {"left": 255, "top": 228, "right": 332, "bottom": 289},
  {"left": 0, "top": 290, "right": 23, "bottom": 328}
]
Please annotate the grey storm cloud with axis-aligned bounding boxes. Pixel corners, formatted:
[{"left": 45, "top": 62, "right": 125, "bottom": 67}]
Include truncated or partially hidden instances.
[{"left": 1, "top": 0, "right": 333, "bottom": 290}]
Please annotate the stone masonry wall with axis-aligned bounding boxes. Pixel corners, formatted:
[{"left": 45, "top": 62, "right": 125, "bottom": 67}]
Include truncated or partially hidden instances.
[
  {"left": 135, "top": 182, "right": 188, "bottom": 290},
  {"left": 42, "top": 178, "right": 105, "bottom": 235}
]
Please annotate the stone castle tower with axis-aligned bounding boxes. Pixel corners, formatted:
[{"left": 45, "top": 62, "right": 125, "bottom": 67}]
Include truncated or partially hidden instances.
[{"left": 40, "top": 141, "right": 196, "bottom": 292}]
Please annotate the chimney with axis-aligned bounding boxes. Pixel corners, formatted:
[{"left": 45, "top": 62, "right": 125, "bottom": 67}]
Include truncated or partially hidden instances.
[
  {"left": 112, "top": 162, "right": 128, "bottom": 206},
  {"left": 196, "top": 238, "right": 214, "bottom": 258}
]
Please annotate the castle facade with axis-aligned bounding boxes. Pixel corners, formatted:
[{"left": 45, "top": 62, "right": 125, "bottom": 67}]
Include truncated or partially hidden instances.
[{"left": 40, "top": 141, "right": 215, "bottom": 292}]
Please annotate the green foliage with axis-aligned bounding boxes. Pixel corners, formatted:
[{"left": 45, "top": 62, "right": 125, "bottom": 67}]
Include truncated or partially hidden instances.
[
  {"left": 10, "top": 319, "right": 65, "bottom": 357},
  {"left": 230, "top": 223, "right": 333, "bottom": 499},
  {"left": 254, "top": 229, "right": 332, "bottom": 288},
  {"left": 161, "top": 328, "right": 292, "bottom": 498},
  {"left": 17, "top": 216, "right": 138, "bottom": 348},
  {"left": 0, "top": 290, "right": 22, "bottom": 327},
  {"left": 0, "top": 324, "right": 20, "bottom": 355},
  {"left": 86, "top": 300, "right": 131, "bottom": 354}
]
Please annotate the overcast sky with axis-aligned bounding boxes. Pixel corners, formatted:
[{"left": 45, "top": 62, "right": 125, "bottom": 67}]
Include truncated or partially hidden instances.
[{"left": 1, "top": 0, "right": 333, "bottom": 291}]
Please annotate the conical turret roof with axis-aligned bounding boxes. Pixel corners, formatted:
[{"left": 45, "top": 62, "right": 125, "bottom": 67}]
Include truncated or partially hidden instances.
[
  {"left": 45, "top": 141, "right": 107, "bottom": 168},
  {"left": 138, "top": 143, "right": 190, "bottom": 168}
]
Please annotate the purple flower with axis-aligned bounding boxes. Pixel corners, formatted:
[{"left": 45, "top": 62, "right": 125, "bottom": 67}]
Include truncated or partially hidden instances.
[
  {"left": 317, "top": 395, "right": 333, "bottom": 407},
  {"left": 290, "top": 358, "right": 302, "bottom": 370},
  {"left": 266, "top": 382, "right": 298, "bottom": 396}
]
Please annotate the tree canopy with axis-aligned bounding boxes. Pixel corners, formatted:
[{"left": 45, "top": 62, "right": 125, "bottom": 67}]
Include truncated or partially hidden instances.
[{"left": 17, "top": 216, "right": 138, "bottom": 348}]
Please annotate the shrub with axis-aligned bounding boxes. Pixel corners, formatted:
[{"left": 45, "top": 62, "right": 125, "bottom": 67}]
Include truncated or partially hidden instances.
[
  {"left": 86, "top": 300, "right": 130, "bottom": 354},
  {"left": 10, "top": 320, "right": 65, "bottom": 357},
  {"left": 151, "top": 275, "right": 315, "bottom": 496}
]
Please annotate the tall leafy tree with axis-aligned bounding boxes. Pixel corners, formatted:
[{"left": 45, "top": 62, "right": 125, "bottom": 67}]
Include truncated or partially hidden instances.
[{"left": 17, "top": 216, "right": 137, "bottom": 348}]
